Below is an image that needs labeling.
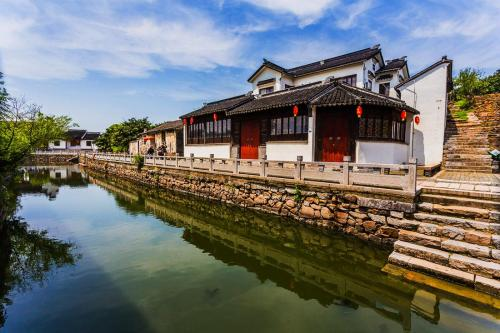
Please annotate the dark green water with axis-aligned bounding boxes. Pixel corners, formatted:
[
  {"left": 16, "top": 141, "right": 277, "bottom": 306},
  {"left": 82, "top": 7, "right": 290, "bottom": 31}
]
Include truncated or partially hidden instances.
[{"left": 1, "top": 166, "right": 498, "bottom": 332}]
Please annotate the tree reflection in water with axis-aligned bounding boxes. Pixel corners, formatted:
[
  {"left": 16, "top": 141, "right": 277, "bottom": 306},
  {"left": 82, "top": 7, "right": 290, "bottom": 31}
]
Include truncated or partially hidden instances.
[{"left": 0, "top": 168, "right": 78, "bottom": 328}]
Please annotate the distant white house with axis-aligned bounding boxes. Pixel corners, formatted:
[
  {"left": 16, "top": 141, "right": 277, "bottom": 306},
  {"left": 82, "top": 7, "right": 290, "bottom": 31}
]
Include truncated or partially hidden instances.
[{"left": 48, "top": 129, "right": 100, "bottom": 151}]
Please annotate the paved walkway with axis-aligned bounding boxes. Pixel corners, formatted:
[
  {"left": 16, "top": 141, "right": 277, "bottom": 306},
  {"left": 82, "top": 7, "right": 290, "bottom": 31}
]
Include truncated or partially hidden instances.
[{"left": 418, "top": 171, "right": 500, "bottom": 193}]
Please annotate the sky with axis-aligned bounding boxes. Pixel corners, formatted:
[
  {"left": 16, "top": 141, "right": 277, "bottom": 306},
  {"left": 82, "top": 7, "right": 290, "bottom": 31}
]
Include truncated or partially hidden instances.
[{"left": 1, "top": 0, "right": 499, "bottom": 131}]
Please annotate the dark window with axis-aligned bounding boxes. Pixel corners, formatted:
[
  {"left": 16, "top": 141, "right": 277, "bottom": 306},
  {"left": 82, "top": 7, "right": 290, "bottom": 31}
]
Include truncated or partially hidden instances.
[
  {"left": 54, "top": 140, "right": 60, "bottom": 146},
  {"left": 259, "top": 86, "right": 274, "bottom": 95},
  {"left": 358, "top": 112, "right": 406, "bottom": 142},
  {"left": 269, "top": 115, "right": 308, "bottom": 141},
  {"left": 334, "top": 75, "right": 357, "bottom": 86},
  {"left": 187, "top": 118, "right": 231, "bottom": 144},
  {"left": 86, "top": 141, "right": 92, "bottom": 147},
  {"left": 379, "top": 83, "right": 390, "bottom": 96}
]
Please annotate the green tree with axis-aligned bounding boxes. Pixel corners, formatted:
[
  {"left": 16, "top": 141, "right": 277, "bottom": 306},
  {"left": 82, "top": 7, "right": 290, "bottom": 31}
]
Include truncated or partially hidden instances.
[
  {"left": 96, "top": 117, "right": 151, "bottom": 152},
  {"left": 0, "top": 73, "right": 7, "bottom": 113},
  {"left": 482, "top": 69, "right": 500, "bottom": 94},
  {"left": 453, "top": 68, "right": 485, "bottom": 108},
  {"left": 0, "top": 97, "right": 73, "bottom": 172}
]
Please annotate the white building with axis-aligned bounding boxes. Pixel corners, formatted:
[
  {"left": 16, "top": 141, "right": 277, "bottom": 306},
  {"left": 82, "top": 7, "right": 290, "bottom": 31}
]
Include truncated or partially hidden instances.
[
  {"left": 48, "top": 129, "right": 100, "bottom": 151},
  {"left": 180, "top": 45, "right": 451, "bottom": 167}
]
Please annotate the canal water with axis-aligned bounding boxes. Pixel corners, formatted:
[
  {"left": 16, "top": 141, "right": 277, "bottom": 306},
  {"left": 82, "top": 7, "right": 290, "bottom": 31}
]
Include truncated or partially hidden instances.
[{"left": 1, "top": 166, "right": 498, "bottom": 332}]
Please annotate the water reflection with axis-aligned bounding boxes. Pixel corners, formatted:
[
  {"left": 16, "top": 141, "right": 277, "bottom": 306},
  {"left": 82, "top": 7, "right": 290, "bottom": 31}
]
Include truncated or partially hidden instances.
[
  {"left": 0, "top": 167, "right": 79, "bottom": 327},
  {"left": 86, "top": 171, "right": 499, "bottom": 332}
]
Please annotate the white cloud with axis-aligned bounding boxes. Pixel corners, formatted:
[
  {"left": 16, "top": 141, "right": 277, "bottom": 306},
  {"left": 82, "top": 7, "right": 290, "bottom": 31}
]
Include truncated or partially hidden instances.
[
  {"left": 241, "top": 0, "right": 340, "bottom": 26},
  {"left": 0, "top": 0, "right": 243, "bottom": 80},
  {"left": 336, "top": 0, "right": 373, "bottom": 29},
  {"left": 270, "top": 39, "right": 348, "bottom": 67}
]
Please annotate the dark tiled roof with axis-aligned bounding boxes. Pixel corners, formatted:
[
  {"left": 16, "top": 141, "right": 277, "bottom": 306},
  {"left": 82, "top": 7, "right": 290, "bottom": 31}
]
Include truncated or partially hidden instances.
[
  {"left": 66, "top": 129, "right": 86, "bottom": 139},
  {"left": 395, "top": 56, "right": 453, "bottom": 90},
  {"left": 144, "top": 120, "right": 183, "bottom": 134},
  {"left": 287, "top": 47, "right": 381, "bottom": 77},
  {"left": 248, "top": 45, "right": 382, "bottom": 82},
  {"left": 81, "top": 132, "right": 100, "bottom": 140},
  {"left": 227, "top": 82, "right": 332, "bottom": 116},
  {"left": 181, "top": 94, "right": 254, "bottom": 118},
  {"left": 312, "top": 82, "right": 419, "bottom": 114},
  {"left": 257, "top": 78, "right": 276, "bottom": 85},
  {"left": 376, "top": 58, "right": 407, "bottom": 74}
]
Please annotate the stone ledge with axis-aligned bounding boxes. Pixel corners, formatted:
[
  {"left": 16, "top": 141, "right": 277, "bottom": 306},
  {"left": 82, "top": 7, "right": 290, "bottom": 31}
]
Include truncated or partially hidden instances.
[
  {"left": 475, "top": 276, "right": 500, "bottom": 297},
  {"left": 399, "top": 230, "right": 441, "bottom": 248},
  {"left": 442, "top": 239, "right": 491, "bottom": 259},
  {"left": 394, "top": 240, "right": 450, "bottom": 266},
  {"left": 449, "top": 254, "right": 500, "bottom": 279}
]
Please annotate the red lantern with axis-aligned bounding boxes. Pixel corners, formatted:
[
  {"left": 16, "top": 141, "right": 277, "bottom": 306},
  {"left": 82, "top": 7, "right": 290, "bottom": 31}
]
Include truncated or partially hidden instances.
[
  {"left": 213, "top": 113, "right": 218, "bottom": 122},
  {"left": 400, "top": 110, "right": 407, "bottom": 121},
  {"left": 183, "top": 118, "right": 187, "bottom": 126},
  {"left": 190, "top": 116, "right": 194, "bottom": 125},
  {"left": 414, "top": 115, "right": 420, "bottom": 125},
  {"left": 293, "top": 105, "right": 299, "bottom": 117},
  {"left": 356, "top": 105, "right": 363, "bottom": 118}
]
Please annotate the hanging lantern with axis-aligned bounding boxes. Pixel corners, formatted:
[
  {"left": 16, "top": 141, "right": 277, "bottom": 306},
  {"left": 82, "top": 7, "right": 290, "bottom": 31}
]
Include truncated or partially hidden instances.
[
  {"left": 190, "top": 116, "right": 194, "bottom": 125},
  {"left": 183, "top": 118, "right": 187, "bottom": 126},
  {"left": 213, "top": 113, "right": 218, "bottom": 122},
  {"left": 293, "top": 105, "right": 299, "bottom": 117},
  {"left": 400, "top": 110, "right": 407, "bottom": 121},
  {"left": 356, "top": 105, "right": 363, "bottom": 118},
  {"left": 414, "top": 115, "right": 420, "bottom": 125}
]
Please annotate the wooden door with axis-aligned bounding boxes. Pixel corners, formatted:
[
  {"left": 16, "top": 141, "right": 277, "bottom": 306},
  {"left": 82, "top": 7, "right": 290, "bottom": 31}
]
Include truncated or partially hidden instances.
[
  {"left": 318, "top": 112, "right": 350, "bottom": 162},
  {"left": 240, "top": 120, "right": 260, "bottom": 159}
]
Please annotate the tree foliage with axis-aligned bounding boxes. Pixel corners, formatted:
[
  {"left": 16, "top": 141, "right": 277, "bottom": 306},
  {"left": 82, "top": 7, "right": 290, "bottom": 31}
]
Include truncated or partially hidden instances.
[
  {"left": 0, "top": 97, "right": 73, "bottom": 172},
  {"left": 453, "top": 68, "right": 500, "bottom": 111},
  {"left": 95, "top": 117, "right": 152, "bottom": 152}
]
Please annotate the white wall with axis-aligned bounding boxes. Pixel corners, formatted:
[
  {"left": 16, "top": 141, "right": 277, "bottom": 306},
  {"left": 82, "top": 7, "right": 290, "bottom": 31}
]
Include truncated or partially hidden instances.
[
  {"left": 184, "top": 144, "right": 231, "bottom": 158},
  {"left": 266, "top": 115, "right": 314, "bottom": 161},
  {"left": 356, "top": 141, "right": 409, "bottom": 164},
  {"left": 399, "top": 63, "right": 449, "bottom": 166},
  {"left": 293, "top": 63, "right": 365, "bottom": 88},
  {"left": 251, "top": 68, "right": 283, "bottom": 95},
  {"left": 48, "top": 140, "right": 68, "bottom": 149}
]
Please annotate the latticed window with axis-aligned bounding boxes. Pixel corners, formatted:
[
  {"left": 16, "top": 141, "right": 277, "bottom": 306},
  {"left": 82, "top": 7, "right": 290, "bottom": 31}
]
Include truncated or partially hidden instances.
[
  {"left": 187, "top": 119, "right": 231, "bottom": 144},
  {"left": 270, "top": 115, "right": 308, "bottom": 141},
  {"left": 358, "top": 112, "right": 406, "bottom": 142}
]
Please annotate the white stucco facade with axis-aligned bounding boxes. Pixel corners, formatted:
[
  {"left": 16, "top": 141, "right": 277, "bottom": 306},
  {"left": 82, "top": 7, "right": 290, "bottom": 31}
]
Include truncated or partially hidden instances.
[
  {"left": 356, "top": 141, "right": 409, "bottom": 164},
  {"left": 184, "top": 144, "right": 231, "bottom": 158},
  {"left": 398, "top": 61, "right": 450, "bottom": 166}
]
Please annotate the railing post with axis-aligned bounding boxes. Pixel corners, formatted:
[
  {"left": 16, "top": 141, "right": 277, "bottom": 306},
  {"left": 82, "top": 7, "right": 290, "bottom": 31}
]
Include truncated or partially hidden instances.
[
  {"left": 163, "top": 155, "right": 167, "bottom": 167},
  {"left": 233, "top": 158, "right": 239, "bottom": 174},
  {"left": 209, "top": 154, "right": 214, "bottom": 172},
  {"left": 176, "top": 153, "right": 179, "bottom": 168},
  {"left": 260, "top": 155, "right": 267, "bottom": 177},
  {"left": 407, "top": 157, "right": 417, "bottom": 193},
  {"left": 295, "top": 156, "right": 303, "bottom": 180},
  {"left": 342, "top": 156, "right": 351, "bottom": 185},
  {"left": 190, "top": 153, "right": 194, "bottom": 169}
]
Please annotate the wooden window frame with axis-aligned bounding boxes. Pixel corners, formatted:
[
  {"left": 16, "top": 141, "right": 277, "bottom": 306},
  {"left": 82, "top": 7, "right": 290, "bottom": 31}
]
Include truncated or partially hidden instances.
[
  {"left": 269, "top": 115, "right": 308, "bottom": 141},
  {"left": 358, "top": 110, "right": 406, "bottom": 143},
  {"left": 186, "top": 118, "right": 231, "bottom": 145}
]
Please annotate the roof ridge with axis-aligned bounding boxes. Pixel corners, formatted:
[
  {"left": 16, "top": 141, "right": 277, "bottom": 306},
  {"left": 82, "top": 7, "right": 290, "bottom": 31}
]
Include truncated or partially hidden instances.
[
  {"left": 255, "top": 81, "right": 325, "bottom": 99},
  {"left": 286, "top": 47, "right": 375, "bottom": 72},
  {"left": 205, "top": 93, "right": 249, "bottom": 105}
]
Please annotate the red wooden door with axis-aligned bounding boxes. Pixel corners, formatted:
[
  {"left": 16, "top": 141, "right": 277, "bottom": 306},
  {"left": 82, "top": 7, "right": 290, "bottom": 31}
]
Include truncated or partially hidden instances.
[
  {"left": 240, "top": 120, "right": 260, "bottom": 159},
  {"left": 319, "top": 112, "right": 350, "bottom": 162}
]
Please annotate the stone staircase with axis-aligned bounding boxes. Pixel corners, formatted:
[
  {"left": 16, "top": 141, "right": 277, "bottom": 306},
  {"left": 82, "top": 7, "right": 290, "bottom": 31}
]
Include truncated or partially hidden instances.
[
  {"left": 388, "top": 186, "right": 500, "bottom": 296},
  {"left": 443, "top": 110, "right": 493, "bottom": 173}
]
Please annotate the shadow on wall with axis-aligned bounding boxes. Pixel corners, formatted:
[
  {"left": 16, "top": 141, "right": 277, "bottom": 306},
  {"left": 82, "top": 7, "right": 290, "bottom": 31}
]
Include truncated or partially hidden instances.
[{"left": 413, "top": 129, "right": 425, "bottom": 165}]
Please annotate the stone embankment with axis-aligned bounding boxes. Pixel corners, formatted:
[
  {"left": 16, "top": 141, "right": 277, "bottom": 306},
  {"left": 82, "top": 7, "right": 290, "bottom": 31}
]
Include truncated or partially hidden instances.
[
  {"left": 82, "top": 156, "right": 500, "bottom": 296},
  {"left": 26, "top": 153, "right": 78, "bottom": 165}
]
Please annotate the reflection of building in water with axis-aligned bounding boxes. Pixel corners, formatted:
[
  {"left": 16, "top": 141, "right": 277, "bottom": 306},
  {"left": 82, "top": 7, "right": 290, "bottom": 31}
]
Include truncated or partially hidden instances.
[
  {"left": 87, "top": 173, "right": 500, "bottom": 332},
  {"left": 50, "top": 168, "right": 68, "bottom": 180},
  {"left": 41, "top": 183, "right": 59, "bottom": 200}
]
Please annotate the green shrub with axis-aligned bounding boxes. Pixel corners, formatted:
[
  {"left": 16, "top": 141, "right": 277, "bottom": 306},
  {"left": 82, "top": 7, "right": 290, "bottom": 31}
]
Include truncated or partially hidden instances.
[{"left": 133, "top": 155, "right": 144, "bottom": 170}]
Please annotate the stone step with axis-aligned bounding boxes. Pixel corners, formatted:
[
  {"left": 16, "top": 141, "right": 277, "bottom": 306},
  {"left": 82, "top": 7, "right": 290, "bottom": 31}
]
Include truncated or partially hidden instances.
[
  {"left": 444, "top": 148, "right": 490, "bottom": 154},
  {"left": 413, "top": 212, "right": 500, "bottom": 234},
  {"left": 416, "top": 202, "right": 493, "bottom": 221},
  {"left": 444, "top": 166, "right": 494, "bottom": 172},
  {"left": 419, "top": 193, "right": 500, "bottom": 211},
  {"left": 441, "top": 239, "right": 497, "bottom": 260},
  {"left": 389, "top": 248, "right": 500, "bottom": 295},
  {"left": 444, "top": 154, "right": 492, "bottom": 160},
  {"left": 420, "top": 187, "right": 500, "bottom": 203}
]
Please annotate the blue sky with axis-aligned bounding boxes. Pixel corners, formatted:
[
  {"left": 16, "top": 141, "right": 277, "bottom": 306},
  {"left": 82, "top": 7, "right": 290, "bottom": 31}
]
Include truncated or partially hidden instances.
[{"left": 1, "top": 0, "right": 499, "bottom": 130}]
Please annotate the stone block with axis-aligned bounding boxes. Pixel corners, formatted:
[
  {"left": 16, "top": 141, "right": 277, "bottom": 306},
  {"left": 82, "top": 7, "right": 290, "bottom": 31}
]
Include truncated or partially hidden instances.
[
  {"left": 349, "top": 211, "right": 367, "bottom": 219},
  {"left": 285, "top": 199, "right": 296, "bottom": 208},
  {"left": 379, "top": 226, "right": 399, "bottom": 238},
  {"left": 368, "top": 213, "right": 386, "bottom": 224},
  {"left": 300, "top": 206, "right": 315, "bottom": 218},
  {"left": 358, "top": 197, "right": 415, "bottom": 213},
  {"left": 394, "top": 240, "right": 450, "bottom": 265},
  {"left": 390, "top": 211, "right": 404, "bottom": 219},
  {"left": 449, "top": 254, "right": 500, "bottom": 278},
  {"left": 464, "top": 230, "right": 491, "bottom": 246},
  {"left": 439, "top": 226, "right": 465, "bottom": 240},
  {"left": 475, "top": 276, "right": 500, "bottom": 297},
  {"left": 399, "top": 230, "right": 441, "bottom": 248},
  {"left": 387, "top": 217, "right": 419, "bottom": 231},
  {"left": 441, "top": 239, "right": 491, "bottom": 258},
  {"left": 253, "top": 195, "right": 268, "bottom": 205},
  {"left": 491, "top": 249, "right": 500, "bottom": 260},
  {"left": 320, "top": 207, "right": 333, "bottom": 220},
  {"left": 493, "top": 235, "right": 500, "bottom": 249},
  {"left": 417, "top": 223, "right": 440, "bottom": 236},
  {"left": 363, "top": 220, "right": 377, "bottom": 232}
]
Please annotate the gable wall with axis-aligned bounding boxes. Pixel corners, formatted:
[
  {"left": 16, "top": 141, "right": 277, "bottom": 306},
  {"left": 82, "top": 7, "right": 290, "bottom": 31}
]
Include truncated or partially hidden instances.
[{"left": 399, "top": 63, "right": 449, "bottom": 166}]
